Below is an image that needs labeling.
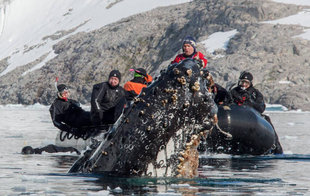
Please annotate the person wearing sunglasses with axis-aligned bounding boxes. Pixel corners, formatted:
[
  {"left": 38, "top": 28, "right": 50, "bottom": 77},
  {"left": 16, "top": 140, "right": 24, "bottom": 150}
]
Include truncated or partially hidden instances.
[{"left": 230, "top": 71, "right": 265, "bottom": 113}]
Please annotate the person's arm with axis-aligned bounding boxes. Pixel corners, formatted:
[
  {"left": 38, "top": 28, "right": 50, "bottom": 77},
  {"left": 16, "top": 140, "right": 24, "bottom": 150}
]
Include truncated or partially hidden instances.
[
  {"left": 145, "top": 74, "right": 153, "bottom": 84},
  {"left": 171, "top": 54, "right": 182, "bottom": 64},
  {"left": 207, "top": 92, "right": 218, "bottom": 124},
  {"left": 90, "top": 85, "right": 99, "bottom": 112},
  {"left": 124, "top": 82, "right": 138, "bottom": 100},
  {"left": 69, "top": 99, "right": 83, "bottom": 112},
  {"left": 91, "top": 84, "right": 108, "bottom": 112},
  {"left": 214, "top": 84, "right": 232, "bottom": 105},
  {"left": 90, "top": 84, "right": 105, "bottom": 125},
  {"left": 251, "top": 89, "right": 266, "bottom": 113},
  {"left": 230, "top": 88, "right": 242, "bottom": 104},
  {"left": 197, "top": 52, "right": 208, "bottom": 68},
  {"left": 125, "top": 90, "right": 137, "bottom": 101}
]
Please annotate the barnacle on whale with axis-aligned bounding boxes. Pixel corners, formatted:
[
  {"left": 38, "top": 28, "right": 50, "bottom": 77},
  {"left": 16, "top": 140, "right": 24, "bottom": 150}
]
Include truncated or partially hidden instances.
[
  {"left": 186, "top": 69, "right": 192, "bottom": 77},
  {"left": 173, "top": 68, "right": 180, "bottom": 75},
  {"left": 176, "top": 134, "right": 201, "bottom": 178},
  {"left": 183, "top": 101, "right": 190, "bottom": 108},
  {"left": 191, "top": 81, "right": 200, "bottom": 92},
  {"left": 177, "top": 76, "right": 186, "bottom": 85},
  {"left": 139, "top": 110, "right": 145, "bottom": 116},
  {"left": 171, "top": 94, "right": 178, "bottom": 103}
]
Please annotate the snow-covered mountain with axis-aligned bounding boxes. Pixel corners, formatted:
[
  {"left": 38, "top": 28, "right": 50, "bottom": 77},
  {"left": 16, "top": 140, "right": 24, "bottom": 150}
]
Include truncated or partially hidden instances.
[
  {"left": 0, "top": 0, "right": 309, "bottom": 110},
  {"left": 0, "top": 0, "right": 192, "bottom": 76}
]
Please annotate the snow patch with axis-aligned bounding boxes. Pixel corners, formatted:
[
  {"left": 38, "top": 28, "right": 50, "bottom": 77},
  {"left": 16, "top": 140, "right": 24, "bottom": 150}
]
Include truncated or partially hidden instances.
[
  {"left": 263, "top": 8, "right": 310, "bottom": 41},
  {"left": 201, "top": 29, "right": 238, "bottom": 54},
  {"left": 271, "top": 0, "right": 310, "bottom": 6},
  {"left": 278, "top": 80, "right": 292, "bottom": 84},
  {"left": 22, "top": 51, "right": 57, "bottom": 76}
]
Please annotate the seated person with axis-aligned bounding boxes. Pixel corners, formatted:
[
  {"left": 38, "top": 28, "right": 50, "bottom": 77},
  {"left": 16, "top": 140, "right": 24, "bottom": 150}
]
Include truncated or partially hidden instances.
[
  {"left": 202, "top": 69, "right": 231, "bottom": 105},
  {"left": 49, "top": 84, "right": 92, "bottom": 136},
  {"left": 90, "top": 70, "right": 126, "bottom": 126},
  {"left": 230, "top": 71, "right": 283, "bottom": 154},
  {"left": 230, "top": 71, "right": 265, "bottom": 113},
  {"left": 124, "top": 68, "right": 153, "bottom": 101},
  {"left": 171, "top": 36, "right": 208, "bottom": 68}
]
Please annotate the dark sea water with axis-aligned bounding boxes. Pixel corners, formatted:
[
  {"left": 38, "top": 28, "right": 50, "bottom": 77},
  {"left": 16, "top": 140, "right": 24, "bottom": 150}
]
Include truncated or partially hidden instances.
[{"left": 0, "top": 105, "right": 309, "bottom": 195}]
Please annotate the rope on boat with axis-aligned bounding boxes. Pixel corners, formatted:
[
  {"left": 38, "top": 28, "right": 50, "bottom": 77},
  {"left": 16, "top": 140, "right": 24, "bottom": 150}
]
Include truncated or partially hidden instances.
[
  {"left": 59, "top": 130, "right": 91, "bottom": 141},
  {"left": 215, "top": 123, "right": 233, "bottom": 139}
]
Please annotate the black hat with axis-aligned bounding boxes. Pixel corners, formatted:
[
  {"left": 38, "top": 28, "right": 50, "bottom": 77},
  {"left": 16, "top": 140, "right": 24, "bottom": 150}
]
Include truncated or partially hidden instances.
[
  {"left": 239, "top": 71, "right": 253, "bottom": 82},
  {"left": 135, "top": 68, "right": 147, "bottom": 77},
  {"left": 109, "top": 70, "right": 121, "bottom": 82},
  {"left": 57, "top": 84, "right": 68, "bottom": 93},
  {"left": 21, "top": 146, "right": 35, "bottom": 154}
]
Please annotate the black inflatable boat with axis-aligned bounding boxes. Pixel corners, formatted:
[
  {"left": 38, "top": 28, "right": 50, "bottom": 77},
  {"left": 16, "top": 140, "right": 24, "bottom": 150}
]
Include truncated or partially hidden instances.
[{"left": 204, "top": 104, "right": 283, "bottom": 155}]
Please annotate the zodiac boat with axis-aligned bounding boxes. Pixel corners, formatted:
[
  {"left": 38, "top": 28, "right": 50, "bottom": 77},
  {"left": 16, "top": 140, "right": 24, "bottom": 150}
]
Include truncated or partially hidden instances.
[{"left": 204, "top": 104, "right": 281, "bottom": 155}]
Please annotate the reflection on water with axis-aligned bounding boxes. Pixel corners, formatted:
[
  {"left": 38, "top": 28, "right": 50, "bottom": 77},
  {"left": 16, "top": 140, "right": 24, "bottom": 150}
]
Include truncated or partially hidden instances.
[
  {"left": 199, "top": 156, "right": 275, "bottom": 171},
  {"left": 39, "top": 154, "right": 309, "bottom": 195}
]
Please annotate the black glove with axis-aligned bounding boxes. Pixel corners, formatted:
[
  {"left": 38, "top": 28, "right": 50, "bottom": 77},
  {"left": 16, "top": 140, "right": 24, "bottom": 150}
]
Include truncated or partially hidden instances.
[{"left": 70, "top": 100, "right": 83, "bottom": 111}]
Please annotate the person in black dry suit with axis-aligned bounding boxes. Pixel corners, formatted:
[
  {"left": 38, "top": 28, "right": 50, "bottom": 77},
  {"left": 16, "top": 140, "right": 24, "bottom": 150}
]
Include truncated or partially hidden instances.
[
  {"left": 230, "top": 71, "right": 283, "bottom": 154},
  {"left": 49, "top": 84, "right": 92, "bottom": 137},
  {"left": 22, "top": 84, "right": 92, "bottom": 155},
  {"left": 90, "top": 70, "right": 126, "bottom": 126},
  {"left": 21, "top": 144, "right": 80, "bottom": 155}
]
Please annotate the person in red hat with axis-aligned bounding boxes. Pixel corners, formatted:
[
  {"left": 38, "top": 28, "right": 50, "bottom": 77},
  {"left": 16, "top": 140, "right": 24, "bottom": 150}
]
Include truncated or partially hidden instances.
[
  {"left": 124, "top": 68, "right": 153, "bottom": 101},
  {"left": 90, "top": 70, "right": 126, "bottom": 126},
  {"left": 171, "top": 36, "right": 207, "bottom": 68}
]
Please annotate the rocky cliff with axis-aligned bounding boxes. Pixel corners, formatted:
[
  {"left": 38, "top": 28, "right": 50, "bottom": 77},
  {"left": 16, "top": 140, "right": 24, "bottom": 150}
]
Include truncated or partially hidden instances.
[{"left": 0, "top": 0, "right": 309, "bottom": 110}]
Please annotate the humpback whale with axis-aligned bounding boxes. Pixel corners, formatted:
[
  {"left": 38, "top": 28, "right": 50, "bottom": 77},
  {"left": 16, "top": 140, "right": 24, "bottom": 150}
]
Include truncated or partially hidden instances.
[
  {"left": 68, "top": 59, "right": 283, "bottom": 178},
  {"left": 69, "top": 59, "right": 216, "bottom": 178}
]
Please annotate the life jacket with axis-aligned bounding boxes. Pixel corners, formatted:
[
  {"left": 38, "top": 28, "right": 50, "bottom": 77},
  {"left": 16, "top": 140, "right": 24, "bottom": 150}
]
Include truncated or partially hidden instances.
[
  {"left": 124, "top": 81, "right": 146, "bottom": 95},
  {"left": 124, "top": 74, "right": 152, "bottom": 96},
  {"left": 124, "top": 74, "right": 153, "bottom": 96}
]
